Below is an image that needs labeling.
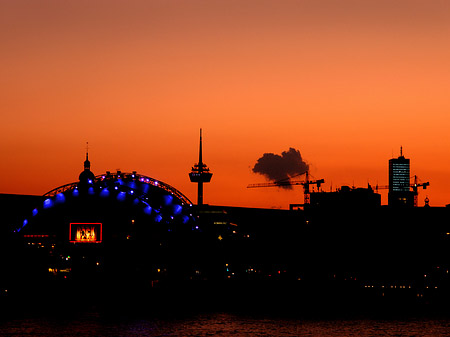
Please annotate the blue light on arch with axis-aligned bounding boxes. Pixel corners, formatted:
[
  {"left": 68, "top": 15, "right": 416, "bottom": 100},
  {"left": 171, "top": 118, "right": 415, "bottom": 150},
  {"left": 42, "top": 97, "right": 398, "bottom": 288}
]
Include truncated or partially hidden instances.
[
  {"left": 181, "top": 215, "right": 189, "bottom": 224},
  {"left": 88, "top": 187, "right": 95, "bottom": 195},
  {"left": 163, "top": 195, "right": 173, "bottom": 206},
  {"left": 43, "top": 198, "right": 53, "bottom": 209},
  {"left": 72, "top": 189, "right": 79, "bottom": 197},
  {"left": 154, "top": 214, "right": 162, "bottom": 223},
  {"left": 23, "top": 219, "right": 28, "bottom": 227},
  {"left": 55, "top": 193, "right": 65, "bottom": 203},
  {"left": 100, "top": 188, "right": 110, "bottom": 198},
  {"left": 117, "top": 192, "right": 126, "bottom": 202},
  {"left": 144, "top": 205, "right": 152, "bottom": 215},
  {"left": 32, "top": 208, "right": 38, "bottom": 217},
  {"left": 141, "top": 184, "right": 149, "bottom": 194},
  {"left": 173, "top": 204, "right": 182, "bottom": 215}
]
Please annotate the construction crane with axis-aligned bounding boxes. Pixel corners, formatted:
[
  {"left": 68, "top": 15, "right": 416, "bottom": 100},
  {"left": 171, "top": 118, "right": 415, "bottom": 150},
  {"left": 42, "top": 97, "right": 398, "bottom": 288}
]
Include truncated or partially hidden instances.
[
  {"left": 375, "top": 175, "right": 429, "bottom": 207},
  {"left": 411, "top": 175, "right": 430, "bottom": 207},
  {"left": 247, "top": 171, "right": 324, "bottom": 205}
]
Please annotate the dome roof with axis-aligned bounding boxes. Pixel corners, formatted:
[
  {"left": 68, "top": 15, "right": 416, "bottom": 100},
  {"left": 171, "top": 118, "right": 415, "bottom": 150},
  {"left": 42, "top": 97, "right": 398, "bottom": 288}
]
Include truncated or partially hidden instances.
[{"left": 79, "top": 169, "right": 95, "bottom": 183}]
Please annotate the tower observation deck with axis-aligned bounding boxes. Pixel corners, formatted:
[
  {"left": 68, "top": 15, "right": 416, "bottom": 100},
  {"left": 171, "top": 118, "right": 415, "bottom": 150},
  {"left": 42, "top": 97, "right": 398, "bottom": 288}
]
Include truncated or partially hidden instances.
[{"left": 189, "top": 129, "right": 212, "bottom": 205}]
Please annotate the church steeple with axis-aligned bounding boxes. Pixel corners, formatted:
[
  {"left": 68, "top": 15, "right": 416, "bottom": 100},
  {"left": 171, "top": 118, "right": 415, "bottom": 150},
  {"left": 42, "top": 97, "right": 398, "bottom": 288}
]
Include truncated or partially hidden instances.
[
  {"left": 84, "top": 142, "right": 91, "bottom": 171},
  {"left": 79, "top": 142, "right": 95, "bottom": 184}
]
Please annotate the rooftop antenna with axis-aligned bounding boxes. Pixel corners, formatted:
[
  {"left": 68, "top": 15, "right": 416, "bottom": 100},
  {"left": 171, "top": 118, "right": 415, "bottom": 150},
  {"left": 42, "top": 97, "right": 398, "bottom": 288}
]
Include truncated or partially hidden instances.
[
  {"left": 84, "top": 142, "right": 91, "bottom": 170},
  {"left": 400, "top": 146, "right": 403, "bottom": 157},
  {"left": 199, "top": 129, "right": 203, "bottom": 166}
]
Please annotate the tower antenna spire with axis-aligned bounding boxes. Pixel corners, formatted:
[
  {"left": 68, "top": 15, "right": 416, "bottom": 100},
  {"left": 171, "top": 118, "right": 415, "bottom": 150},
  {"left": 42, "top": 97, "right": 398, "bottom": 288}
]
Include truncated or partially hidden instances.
[
  {"left": 189, "top": 129, "right": 213, "bottom": 205},
  {"left": 199, "top": 128, "right": 203, "bottom": 166}
]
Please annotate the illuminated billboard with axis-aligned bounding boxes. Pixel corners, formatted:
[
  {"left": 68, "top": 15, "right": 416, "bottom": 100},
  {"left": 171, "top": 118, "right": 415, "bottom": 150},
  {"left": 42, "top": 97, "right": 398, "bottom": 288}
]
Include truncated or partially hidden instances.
[{"left": 69, "top": 223, "right": 102, "bottom": 243}]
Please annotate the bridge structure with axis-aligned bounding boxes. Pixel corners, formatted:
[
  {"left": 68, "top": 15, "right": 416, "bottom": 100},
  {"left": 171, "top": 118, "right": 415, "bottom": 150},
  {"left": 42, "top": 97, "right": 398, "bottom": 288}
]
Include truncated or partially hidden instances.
[
  {"left": 43, "top": 171, "right": 192, "bottom": 205},
  {"left": 17, "top": 170, "right": 194, "bottom": 234},
  {"left": 11, "top": 150, "right": 206, "bottom": 291}
]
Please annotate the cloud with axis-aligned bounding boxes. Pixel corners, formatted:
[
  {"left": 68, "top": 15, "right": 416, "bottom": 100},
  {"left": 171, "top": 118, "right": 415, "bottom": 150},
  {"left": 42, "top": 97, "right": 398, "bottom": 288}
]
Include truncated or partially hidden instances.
[{"left": 252, "top": 148, "right": 309, "bottom": 189}]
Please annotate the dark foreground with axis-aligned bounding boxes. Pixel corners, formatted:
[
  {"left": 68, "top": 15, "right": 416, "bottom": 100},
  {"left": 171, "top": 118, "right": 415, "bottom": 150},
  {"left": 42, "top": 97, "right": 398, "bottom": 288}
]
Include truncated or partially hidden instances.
[
  {"left": 4, "top": 279, "right": 450, "bottom": 336},
  {"left": 2, "top": 279, "right": 450, "bottom": 318},
  {"left": 2, "top": 311, "right": 450, "bottom": 337},
  {"left": 3, "top": 285, "right": 450, "bottom": 337}
]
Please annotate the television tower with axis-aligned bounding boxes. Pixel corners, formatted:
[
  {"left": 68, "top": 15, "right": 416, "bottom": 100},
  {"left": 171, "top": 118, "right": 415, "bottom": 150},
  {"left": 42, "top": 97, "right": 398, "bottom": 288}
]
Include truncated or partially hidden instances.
[{"left": 189, "top": 129, "right": 212, "bottom": 205}]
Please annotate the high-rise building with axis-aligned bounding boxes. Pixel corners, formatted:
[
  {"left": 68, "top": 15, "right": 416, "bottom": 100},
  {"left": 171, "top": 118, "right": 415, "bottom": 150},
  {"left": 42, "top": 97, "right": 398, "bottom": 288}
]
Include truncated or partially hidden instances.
[{"left": 388, "top": 147, "right": 414, "bottom": 207}]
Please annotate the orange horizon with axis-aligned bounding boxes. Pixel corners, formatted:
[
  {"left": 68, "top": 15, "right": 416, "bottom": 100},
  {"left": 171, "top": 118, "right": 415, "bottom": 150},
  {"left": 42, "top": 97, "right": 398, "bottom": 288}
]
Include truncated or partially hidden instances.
[
  {"left": 0, "top": 140, "right": 447, "bottom": 209},
  {"left": 1, "top": 1, "right": 449, "bottom": 208}
]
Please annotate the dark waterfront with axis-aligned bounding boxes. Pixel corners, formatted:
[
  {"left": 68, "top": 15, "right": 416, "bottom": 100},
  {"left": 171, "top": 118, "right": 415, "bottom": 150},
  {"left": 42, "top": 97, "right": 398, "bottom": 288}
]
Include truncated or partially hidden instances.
[
  {"left": 3, "top": 290, "right": 450, "bottom": 337},
  {"left": 2, "top": 310, "right": 450, "bottom": 336}
]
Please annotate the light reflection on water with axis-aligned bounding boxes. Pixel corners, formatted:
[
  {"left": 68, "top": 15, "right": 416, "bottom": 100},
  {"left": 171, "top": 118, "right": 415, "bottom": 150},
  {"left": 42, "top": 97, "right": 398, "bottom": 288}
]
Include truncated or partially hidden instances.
[{"left": 2, "top": 312, "right": 450, "bottom": 336}]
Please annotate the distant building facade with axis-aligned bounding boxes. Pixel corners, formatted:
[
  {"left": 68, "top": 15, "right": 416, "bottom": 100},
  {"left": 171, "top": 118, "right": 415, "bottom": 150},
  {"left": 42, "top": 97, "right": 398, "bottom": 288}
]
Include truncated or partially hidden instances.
[
  {"left": 388, "top": 148, "right": 414, "bottom": 207},
  {"left": 309, "top": 185, "right": 381, "bottom": 209}
]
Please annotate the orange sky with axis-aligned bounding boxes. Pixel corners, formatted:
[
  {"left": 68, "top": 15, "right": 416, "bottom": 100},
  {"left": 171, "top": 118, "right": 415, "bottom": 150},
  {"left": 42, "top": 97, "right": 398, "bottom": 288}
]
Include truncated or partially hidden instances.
[{"left": 1, "top": 0, "right": 450, "bottom": 209}]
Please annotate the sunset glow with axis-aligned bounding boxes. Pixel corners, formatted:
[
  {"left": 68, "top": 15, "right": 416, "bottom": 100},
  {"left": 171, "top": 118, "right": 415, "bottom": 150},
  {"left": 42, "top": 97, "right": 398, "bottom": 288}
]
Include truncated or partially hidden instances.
[{"left": 1, "top": 1, "right": 450, "bottom": 208}]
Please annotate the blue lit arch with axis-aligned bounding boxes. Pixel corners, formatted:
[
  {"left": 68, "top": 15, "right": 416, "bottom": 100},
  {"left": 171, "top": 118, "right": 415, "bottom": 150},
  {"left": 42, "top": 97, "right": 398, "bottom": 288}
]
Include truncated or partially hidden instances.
[
  {"left": 17, "top": 171, "right": 195, "bottom": 232},
  {"left": 43, "top": 172, "right": 192, "bottom": 205}
]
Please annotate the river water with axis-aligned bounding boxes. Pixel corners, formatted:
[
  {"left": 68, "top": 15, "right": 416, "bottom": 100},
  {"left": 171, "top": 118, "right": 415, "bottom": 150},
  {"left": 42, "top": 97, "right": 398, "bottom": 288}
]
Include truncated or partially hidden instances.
[{"left": 2, "top": 310, "right": 450, "bottom": 336}]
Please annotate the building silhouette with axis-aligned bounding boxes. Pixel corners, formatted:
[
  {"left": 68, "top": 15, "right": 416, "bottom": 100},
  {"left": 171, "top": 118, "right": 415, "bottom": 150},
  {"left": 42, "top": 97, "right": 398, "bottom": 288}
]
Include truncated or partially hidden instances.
[
  {"left": 189, "top": 129, "right": 212, "bottom": 205},
  {"left": 388, "top": 147, "right": 414, "bottom": 207},
  {"left": 78, "top": 147, "right": 95, "bottom": 185},
  {"left": 310, "top": 185, "right": 381, "bottom": 209},
  {"left": 1, "top": 141, "right": 450, "bottom": 310}
]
